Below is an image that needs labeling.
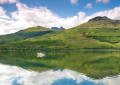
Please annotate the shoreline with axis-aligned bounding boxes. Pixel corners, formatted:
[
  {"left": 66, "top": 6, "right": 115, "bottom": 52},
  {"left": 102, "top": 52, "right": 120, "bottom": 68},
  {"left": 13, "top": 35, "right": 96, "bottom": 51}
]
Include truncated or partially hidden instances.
[{"left": 1, "top": 49, "right": 120, "bottom": 52}]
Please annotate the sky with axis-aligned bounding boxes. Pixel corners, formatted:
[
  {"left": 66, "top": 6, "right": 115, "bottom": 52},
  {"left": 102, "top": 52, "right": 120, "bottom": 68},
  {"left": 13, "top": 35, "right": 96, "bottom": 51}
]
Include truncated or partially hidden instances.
[{"left": 0, "top": 0, "right": 120, "bottom": 35}]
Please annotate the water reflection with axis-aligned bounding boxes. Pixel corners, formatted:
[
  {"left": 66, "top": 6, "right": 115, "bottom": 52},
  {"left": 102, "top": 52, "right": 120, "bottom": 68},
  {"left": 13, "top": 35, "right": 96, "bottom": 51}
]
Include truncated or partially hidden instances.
[
  {"left": 0, "top": 64, "right": 119, "bottom": 85},
  {"left": 0, "top": 51, "right": 120, "bottom": 78}
]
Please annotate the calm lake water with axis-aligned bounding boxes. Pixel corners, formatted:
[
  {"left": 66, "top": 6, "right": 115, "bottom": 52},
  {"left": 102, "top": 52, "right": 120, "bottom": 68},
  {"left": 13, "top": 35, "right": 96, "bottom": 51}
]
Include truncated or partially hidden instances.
[
  {"left": 0, "top": 51, "right": 120, "bottom": 85},
  {"left": 0, "top": 63, "right": 120, "bottom": 85}
]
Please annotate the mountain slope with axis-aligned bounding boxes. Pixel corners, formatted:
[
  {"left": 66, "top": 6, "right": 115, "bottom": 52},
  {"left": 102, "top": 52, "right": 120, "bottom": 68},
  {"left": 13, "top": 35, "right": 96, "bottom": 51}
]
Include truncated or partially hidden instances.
[
  {"left": 0, "top": 26, "right": 54, "bottom": 45},
  {"left": 2, "top": 16, "right": 120, "bottom": 50},
  {"left": 76, "top": 16, "right": 120, "bottom": 29},
  {"left": 68, "top": 16, "right": 120, "bottom": 44}
]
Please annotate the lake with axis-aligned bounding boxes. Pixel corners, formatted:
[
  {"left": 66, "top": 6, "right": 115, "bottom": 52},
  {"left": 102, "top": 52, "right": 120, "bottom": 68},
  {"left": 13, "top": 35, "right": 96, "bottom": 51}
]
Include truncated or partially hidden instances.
[{"left": 0, "top": 51, "right": 120, "bottom": 85}]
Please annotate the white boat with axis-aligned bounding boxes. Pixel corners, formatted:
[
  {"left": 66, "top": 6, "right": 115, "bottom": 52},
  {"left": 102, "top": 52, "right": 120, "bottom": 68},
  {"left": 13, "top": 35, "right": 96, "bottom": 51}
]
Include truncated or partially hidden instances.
[{"left": 37, "top": 52, "right": 45, "bottom": 58}]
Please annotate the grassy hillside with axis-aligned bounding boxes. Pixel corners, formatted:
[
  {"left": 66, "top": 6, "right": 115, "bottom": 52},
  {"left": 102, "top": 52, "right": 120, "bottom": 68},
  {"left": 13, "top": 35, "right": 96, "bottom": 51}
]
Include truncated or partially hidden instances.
[
  {"left": 0, "top": 26, "right": 54, "bottom": 45},
  {"left": 2, "top": 16, "right": 120, "bottom": 50}
]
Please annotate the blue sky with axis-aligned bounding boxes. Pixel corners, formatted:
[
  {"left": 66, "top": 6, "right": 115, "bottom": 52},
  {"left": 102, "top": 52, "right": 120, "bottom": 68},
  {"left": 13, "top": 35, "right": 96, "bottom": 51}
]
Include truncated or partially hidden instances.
[
  {"left": 0, "top": 0, "right": 120, "bottom": 35},
  {"left": 1, "top": 0, "right": 120, "bottom": 17}
]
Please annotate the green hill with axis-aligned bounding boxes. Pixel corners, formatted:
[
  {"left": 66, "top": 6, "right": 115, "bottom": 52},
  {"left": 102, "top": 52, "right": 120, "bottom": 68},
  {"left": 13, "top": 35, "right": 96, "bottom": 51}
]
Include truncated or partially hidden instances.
[
  {"left": 0, "top": 26, "right": 54, "bottom": 45},
  {"left": 1, "top": 16, "right": 120, "bottom": 50}
]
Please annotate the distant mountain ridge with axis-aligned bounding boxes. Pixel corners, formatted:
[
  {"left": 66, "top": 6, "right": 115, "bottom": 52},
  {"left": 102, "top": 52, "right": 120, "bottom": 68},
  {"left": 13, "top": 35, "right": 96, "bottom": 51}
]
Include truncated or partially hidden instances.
[{"left": 51, "top": 27, "right": 65, "bottom": 30}]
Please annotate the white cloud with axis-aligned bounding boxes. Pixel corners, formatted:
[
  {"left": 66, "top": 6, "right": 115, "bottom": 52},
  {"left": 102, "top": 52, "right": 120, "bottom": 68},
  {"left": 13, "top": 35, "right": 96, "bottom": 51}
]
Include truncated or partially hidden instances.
[
  {"left": 0, "top": 2, "right": 87, "bottom": 35},
  {"left": 88, "top": 6, "right": 120, "bottom": 20},
  {"left": 85, "top": 3, "right": 92, "bottom": 8},
  {"left": 96, "top": 0, "right": 110, "bottom": 3},
  {"left": 70, "top": 0, "right": 78, "bottom": 4},
  {"left": 0, "top": 0, "right": 18, "bottom": 4},
  {"left": 0, "top": 6, "right": 9, "bottom": 19},
  {"left": 0, "top": 2, "right": 120, "bottom": 35}
]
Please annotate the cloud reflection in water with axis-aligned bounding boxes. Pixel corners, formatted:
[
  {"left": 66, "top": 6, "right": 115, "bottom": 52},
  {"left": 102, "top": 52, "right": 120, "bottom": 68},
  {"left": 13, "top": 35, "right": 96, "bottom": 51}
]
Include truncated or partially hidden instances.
[{"left": 0, "top": 64, "right": 119, "bottom": 85}]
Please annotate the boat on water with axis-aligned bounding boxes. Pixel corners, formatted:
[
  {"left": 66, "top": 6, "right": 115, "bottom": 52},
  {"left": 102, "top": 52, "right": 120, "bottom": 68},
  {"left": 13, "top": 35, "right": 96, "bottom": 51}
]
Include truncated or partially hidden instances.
[{"left": 37, "top": 52, "right": 45, "bottom": 58}]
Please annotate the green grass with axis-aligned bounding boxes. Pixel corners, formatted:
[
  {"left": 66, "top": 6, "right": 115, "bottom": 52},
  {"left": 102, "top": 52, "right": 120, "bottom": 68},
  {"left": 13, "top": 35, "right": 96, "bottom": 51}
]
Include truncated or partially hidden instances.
[{"left": 84, "top": 28, "right": 120, "bottom": 43}]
